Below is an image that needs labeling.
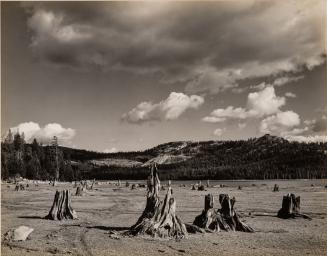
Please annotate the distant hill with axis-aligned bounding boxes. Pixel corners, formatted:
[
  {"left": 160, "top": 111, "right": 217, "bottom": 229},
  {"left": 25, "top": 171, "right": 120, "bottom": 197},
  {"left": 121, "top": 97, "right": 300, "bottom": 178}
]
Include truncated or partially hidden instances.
[
  {"left": 59, "top": 134, "right": 327, "bottom": 180},
  {"left": 2, "top": 134, "right": 326, "bottom": 180}
]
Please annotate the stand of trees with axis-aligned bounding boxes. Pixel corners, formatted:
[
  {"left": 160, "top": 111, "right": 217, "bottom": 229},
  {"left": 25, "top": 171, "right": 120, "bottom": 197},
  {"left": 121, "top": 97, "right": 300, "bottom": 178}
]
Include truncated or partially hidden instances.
[
  {"left": 1, "top": 130, "right": 78, "bottom": 181},
  {"left": 1, "top": 131, "right": 327, "bottom": 181}
]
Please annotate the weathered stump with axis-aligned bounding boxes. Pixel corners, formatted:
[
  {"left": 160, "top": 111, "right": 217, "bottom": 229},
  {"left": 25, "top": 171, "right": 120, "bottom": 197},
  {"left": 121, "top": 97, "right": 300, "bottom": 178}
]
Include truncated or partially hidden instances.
[
  {"left": 89, "top": 179, "right": 95, "bottom": 190},
  {"left": 277, "top": 193, "right": 311, "bottom": 219},
  {"left": 75, "top": 186, "right": 84, "bottom": 196},
  {"left": 273, "top": 184, "right": 279, "bottom": 192},
  {"left": 192, "top": 194, "right": 220, "bottom": 232},
  {"left": 198, "top": 185, "right": 205, "bottom": 191},
  {"left": 129, "top": 164, "right": 187, "bottom": 239},
  {"left": 45, "top": 190, "right": 77, "bottom": 220},
  {"left": 131, "top": 184, "right": 137, "bottom": 190},
  {"left": 191, "top": 194, "right": 254, "bottom": 233}
]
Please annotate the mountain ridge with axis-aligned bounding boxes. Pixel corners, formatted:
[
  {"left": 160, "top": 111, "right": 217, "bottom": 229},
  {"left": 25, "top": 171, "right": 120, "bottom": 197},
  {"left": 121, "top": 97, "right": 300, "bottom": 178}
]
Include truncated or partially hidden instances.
[{"left": 60, "top": 134, "right": 327, "bottom": 180}]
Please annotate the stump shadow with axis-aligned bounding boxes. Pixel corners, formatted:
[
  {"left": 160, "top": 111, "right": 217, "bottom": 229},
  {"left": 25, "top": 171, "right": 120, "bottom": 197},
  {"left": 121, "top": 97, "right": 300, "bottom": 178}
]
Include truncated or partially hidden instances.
[
  {"left": 18, "top": 216, "right": 44, "bottom": 219},
  {"left": 86, "top": 225, "right": 130, "bottom": 231}
]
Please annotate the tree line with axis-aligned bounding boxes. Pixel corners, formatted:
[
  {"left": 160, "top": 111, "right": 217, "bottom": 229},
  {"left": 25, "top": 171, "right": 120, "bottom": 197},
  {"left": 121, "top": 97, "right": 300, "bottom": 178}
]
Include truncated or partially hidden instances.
[
  {"left": 1, "top": 130, "right": 78, "bottom": 181},
  {"left": 1, "top": 131, "right": 327, "bottom": 181}
]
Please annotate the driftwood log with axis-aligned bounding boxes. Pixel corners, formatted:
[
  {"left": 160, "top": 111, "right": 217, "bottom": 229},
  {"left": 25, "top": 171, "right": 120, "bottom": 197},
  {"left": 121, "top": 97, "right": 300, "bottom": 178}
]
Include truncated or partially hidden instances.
[
  {"left": 129, "top": 164, "right": 187, "bottom": 239},
  {"left": 45, "top": 190, "right": 77, "bottom": 220},
  {"left": 277, "top": 193, "right": 311, "bottom": 219},
  {"left": 189, "top": 194, "right": 254, "bottom": 233}
]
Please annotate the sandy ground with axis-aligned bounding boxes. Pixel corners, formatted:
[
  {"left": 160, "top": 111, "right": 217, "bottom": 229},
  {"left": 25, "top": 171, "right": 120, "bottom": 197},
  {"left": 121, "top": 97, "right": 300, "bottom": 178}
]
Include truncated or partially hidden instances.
[{"left": 1, "top": 180, "right": 327, "bottom": 256}]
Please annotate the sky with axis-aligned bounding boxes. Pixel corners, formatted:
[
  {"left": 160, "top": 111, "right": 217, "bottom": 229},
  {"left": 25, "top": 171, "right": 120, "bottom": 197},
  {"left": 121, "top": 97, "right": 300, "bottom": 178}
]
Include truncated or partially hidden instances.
[{"left": 1, "top": 1, "right": 327, "bottom": 152}]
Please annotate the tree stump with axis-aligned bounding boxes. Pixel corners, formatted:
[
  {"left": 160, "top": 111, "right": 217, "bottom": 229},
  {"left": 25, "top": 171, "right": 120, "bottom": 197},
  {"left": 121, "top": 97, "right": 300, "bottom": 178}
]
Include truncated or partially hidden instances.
[
  {"left": 198, "top": 185, "right": 205, "bottom": 191},
  {"left": 206, "top": 180, "right": 210, "bottom": 188},
  {"left": 273, "top": 184, "right": 279, "bottom": 192},
  {"left": 192, "top": 194, "right": 220, "bottom": 232},
  {"left": 75, "top": 186, "right": 84, "bottom": 196},
  {"left": 277, "top": 193, "right": 311, "bottom": 219},
  {"left": 131, "top": 184, "right": 136, "bottom": 190},
  {"left": 191, "top": 194, "right": 254, "bottom": 233},
  {"left": 129, "top": 164, "right": 187, "bottom": 239},
  {"left": 45, "top": 190, "right": 77, "bottom": 220}
]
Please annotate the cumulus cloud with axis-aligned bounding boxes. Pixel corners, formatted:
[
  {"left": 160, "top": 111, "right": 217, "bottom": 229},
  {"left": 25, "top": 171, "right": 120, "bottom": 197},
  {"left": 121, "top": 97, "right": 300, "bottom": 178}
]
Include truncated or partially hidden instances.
[
  {"left": 103, "top": 147, "right": 118, "bottom": 153},
  {"left": 285, "top": 92, "right": 297, "bottom": 98},
  {"left": 122, "top": 92, "right": 204, "bottom": 124},
  {"left": 285, "top": 135, "right": 327, "bottom": 143},
  {"left": 10, "top": 122, "right": 76, "bottom": 144},
  {"left": 213, "top": 128, "right": 225, "bottom": 137},
  {"left": 259, "top": 111, "right": 301, "bottom": 134},
  {"left": 203, "top": 106, "right": 251, "bottom": 123},
  {"left": 23, "top": 1, "right": 326, "bottom": 93},
  {"left": 203, "top": 87, "right": 285, "bottom": 123},
  {"left": 247, "top": 87, "right": 286, "bottom": 116}
]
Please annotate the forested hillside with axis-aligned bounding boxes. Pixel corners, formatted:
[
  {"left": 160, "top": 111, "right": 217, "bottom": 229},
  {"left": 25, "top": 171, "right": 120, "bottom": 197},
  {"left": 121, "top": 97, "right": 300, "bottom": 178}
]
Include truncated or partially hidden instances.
[{"left": 1, "top": 131, "right": 327, "bottom": 181}]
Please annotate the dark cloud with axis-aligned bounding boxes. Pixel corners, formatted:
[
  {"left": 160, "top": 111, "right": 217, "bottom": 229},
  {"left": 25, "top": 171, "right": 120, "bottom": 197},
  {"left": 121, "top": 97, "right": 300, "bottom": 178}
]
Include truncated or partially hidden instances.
[{"left": 23, "top": 1, "right": 326, "bottom": 94}]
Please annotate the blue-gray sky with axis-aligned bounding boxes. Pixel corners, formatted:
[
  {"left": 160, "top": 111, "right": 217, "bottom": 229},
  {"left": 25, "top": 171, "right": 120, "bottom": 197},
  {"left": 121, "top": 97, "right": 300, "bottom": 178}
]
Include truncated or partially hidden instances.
[{"left": 2, "top": 1, "right": 327, "bottom": 152}]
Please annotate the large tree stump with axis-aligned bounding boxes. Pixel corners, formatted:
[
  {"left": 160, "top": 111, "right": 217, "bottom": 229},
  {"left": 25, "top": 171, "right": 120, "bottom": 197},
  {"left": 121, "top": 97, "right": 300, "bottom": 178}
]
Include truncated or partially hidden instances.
[
  {"left": 191, "top": 194, "right": 254, "bottom": 233},
  {"left": 192, "top": 194, "right": 220, "bottom": 232},
  {"left": 45, "top": 190, "right": 77, "bottom": 220},
  {"left": 129, "top": 164, "right": 187, "bottom": 239},
  {"left": 277, "top": 193, "right": 311, "bottom": 219}
]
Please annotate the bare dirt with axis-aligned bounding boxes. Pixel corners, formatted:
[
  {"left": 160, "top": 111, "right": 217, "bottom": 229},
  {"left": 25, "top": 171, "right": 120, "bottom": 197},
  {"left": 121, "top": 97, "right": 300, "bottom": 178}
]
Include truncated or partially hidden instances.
[{"left": 2, "top": 180, "right": 327, "bottom": 256}]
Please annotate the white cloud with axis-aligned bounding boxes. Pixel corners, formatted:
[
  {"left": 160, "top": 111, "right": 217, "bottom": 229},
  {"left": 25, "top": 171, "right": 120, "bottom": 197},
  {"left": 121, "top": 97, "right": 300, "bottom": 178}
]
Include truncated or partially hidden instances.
[
  {"left": 203, "top": 106, "right": 252, "bottom": 123},
  {"left": 28, "top": 10, "right": 91, "bottom": 45},
  {"left": 304, "top": 119, "right": 316, "bottom": 126},
  {"left": 285, "top": 135, "right": 327, "bottom": 143},
  {"left": 103, "top": 147, "right": 118, "bottom": 153},
  {"left": 213, "top": 128, "right": 225, "bottom": 137},
  {"left": 285, "top": 92, "right": 296, "bottom": 98},
  {"left": 273, "top": 75, "right": 304, "bottom": 87},
  {"left": 10, "top": 122, "right": 76, "bottom": 144},
  {"left": 259, "top": 111, "right": 300, "bottom": 134},
  {"left": 203, "top": 87, "right": 285, "bottom": 123},
  {"left": 281, "top": 127, "right": 309, "bottom": 136},
  {"left": 250, "top": 82, "right": 267, "bottom": 91},
  {"left": 247, "top": 87, "right": 285, "bottom": 117},
  {"left": 122, "top": 92, "right": 204, "bottom": 124}
]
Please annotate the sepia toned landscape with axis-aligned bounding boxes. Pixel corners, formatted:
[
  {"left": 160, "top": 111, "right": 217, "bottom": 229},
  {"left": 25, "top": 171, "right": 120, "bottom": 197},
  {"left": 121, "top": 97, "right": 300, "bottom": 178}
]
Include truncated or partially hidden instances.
[{"left": 2, "top": 1, "right": 327, "bottom": 255}]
